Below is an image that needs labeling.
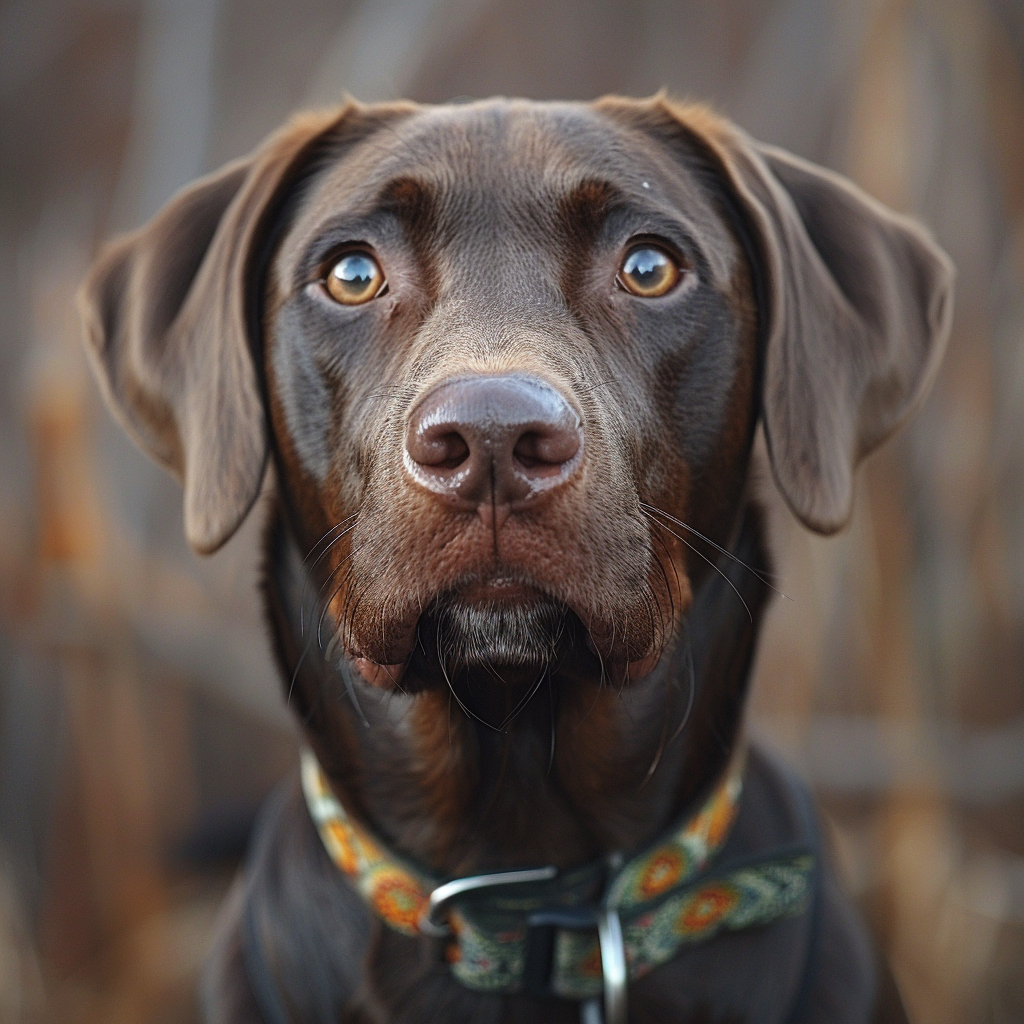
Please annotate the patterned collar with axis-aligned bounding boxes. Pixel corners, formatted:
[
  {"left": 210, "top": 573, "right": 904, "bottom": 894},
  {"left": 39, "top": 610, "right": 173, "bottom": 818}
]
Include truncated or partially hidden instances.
[{"left": 301, "top": 745, "right": 813, "bottom": 1023}]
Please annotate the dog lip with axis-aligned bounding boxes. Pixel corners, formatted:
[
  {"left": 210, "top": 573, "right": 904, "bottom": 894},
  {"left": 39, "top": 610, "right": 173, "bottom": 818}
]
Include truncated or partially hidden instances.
[
  {"left": 455, "top": 576, "right": 548, "bottom": 604},
  {"left": 624, "top": 650, "right": 663, "bottom": 682},
  {"left": 345, "top": 569, "right": 662, "bottom": 682},
  {"left": 344, "top": 577, "right": 558, "bottom": 681},
  {"left": 354, "top": 657, "right": 407, "bottom": 688}
]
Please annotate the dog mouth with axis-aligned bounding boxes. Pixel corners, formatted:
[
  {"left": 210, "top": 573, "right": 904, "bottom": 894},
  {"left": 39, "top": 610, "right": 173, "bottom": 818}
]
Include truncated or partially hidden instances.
[
  {"left": 415, "top": 588, "right": 579, "bottom": 672},
  {"left": 338, "top": 528, "right": 674, "bottom": 692},
  {"left": 348, "top": 574, "right": 600, "bottom": 691},
  {"left": 355, "top": 581, "right": 611, "bottom": 732}
]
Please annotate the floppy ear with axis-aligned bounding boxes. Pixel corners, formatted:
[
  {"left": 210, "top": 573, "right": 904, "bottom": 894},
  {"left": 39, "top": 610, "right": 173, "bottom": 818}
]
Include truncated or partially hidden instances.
[
  {"left": 79, "top": 110, "right": 345, "bottom": 553},
  {"left": 666, "top": 104, "right": 954, "bottom": 534}
]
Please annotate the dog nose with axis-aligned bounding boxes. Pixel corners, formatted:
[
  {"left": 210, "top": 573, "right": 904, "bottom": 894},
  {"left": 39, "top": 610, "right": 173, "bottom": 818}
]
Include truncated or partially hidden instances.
[{"left": 404, "top": 375, "right": 582, "bottom": 511}]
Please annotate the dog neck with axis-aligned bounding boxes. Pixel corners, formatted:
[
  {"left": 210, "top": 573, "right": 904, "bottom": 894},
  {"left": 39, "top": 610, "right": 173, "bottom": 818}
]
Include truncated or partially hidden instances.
[{"left": 261, "top": 497, "right": 772, "bottom": 879}]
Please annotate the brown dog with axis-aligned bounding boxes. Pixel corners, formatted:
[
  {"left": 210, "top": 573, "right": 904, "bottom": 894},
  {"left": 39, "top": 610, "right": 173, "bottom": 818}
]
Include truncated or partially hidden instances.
[{"left": 80, "top": 97, "right": 952, "bottom": 1023}]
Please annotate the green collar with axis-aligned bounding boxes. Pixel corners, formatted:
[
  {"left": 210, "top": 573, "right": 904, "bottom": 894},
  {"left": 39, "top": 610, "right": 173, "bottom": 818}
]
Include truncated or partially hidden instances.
[{"left": 301, "top": 746, "right": 813, "bottom": 1023}]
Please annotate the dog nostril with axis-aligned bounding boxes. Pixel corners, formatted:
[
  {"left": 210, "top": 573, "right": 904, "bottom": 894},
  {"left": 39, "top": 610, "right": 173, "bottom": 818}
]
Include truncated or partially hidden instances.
[
  {"left": 435, "top": 433, "right": 470, "bottom": 469},
  {"left": 414, "top": 430, "right": 470, "bottom": 470},
  {"left": 405, "top": 374, "right": 582, "bottom": 507},
  {"left": 512, "top": 429, "right": 580, "bottom": 475}
]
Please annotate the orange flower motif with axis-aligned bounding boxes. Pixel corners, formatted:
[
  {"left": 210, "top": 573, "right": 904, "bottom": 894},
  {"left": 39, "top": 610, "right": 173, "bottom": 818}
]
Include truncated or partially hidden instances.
[
  {"left": 638, "top": 849, "right": 686, "bottom": 900},
  {"left": 676, "top": 884, "right": 739, "bottom": 934},
  {"left": 370, "top": 871, "right": 428, "bottom": 934}
]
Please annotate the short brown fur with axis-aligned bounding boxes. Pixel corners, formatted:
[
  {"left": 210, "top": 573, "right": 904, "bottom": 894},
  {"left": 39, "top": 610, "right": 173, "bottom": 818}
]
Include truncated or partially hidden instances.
[{"left": 80, "top": 96, "right": 952, "bottom": 1023}]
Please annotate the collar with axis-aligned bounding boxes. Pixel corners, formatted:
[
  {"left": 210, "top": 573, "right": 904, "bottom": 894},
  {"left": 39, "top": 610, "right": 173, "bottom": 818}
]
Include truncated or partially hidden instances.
[{"left": 301, "top": 744, "right": 813, "bottom": 1023}]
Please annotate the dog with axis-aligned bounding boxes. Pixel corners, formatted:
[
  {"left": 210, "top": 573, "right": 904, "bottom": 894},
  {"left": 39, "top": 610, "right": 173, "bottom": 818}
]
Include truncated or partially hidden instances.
[{"left": 80, "top": 96, "right": 952, "bottom": 1023}]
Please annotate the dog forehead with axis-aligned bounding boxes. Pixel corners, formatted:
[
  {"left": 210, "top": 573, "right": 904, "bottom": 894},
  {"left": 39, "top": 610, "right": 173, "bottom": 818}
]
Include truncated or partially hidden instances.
[
  {"left": 312, "top": 100, "right": 648, "bottom": 199},
  {"left": 280, "top": 99, "right": 736, "bottom": 267}
]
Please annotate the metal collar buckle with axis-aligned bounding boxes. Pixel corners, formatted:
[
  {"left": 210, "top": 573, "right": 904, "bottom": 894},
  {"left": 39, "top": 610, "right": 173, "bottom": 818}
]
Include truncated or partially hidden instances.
[
  {"left": 419, "top": 865, "right": 559, "bottom": 937},
  {"left": 522, "top": 904, "right": 626, "bottom": 1024},
  {"left": 420, "top": 859, "right": 627, "bottom": 1024}
]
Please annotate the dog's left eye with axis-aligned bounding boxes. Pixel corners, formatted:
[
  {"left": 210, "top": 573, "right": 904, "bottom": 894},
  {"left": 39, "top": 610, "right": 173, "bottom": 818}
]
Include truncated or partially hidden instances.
[
  {"left": 324, "top": 252, "right": 386, "bottom": 305},
  {"left": 617, "top": 245, "right": 680, "bottom": 298}
]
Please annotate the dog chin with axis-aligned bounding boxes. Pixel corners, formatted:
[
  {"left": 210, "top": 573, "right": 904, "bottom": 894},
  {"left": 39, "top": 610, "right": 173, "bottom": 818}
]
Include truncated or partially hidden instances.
[{"left": 430, "top": 598, "right": 572, "bottom": 671}]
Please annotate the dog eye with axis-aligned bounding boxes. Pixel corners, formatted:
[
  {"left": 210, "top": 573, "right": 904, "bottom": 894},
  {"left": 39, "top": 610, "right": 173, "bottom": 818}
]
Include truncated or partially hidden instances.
[
  {"left": 617, "top": 245, "right": 680, "bottom": 298},
  {"left": 324, "top": 252, "right": 386, "bottom": 305}
]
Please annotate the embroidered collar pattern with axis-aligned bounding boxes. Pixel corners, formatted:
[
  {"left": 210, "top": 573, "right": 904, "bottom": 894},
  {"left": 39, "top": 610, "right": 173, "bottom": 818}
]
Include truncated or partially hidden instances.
[{"left": 301, "top": 748, "right": 813, "bottom": 999}]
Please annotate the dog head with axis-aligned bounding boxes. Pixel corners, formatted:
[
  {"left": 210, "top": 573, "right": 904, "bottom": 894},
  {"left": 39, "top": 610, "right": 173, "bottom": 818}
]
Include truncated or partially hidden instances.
[{"left": 80, "top": 97, "right": 952, "bottom": 705}]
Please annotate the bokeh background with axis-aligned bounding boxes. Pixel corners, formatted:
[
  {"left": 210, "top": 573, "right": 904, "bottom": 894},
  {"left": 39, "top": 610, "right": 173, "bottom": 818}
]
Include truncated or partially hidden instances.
[{"left": 1, "top": 0, "right": 1023, "bottom": 1020}]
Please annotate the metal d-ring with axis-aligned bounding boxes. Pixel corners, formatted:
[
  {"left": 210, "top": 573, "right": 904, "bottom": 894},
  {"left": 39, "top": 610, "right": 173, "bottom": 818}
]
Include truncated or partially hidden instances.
[
  {"left": 419, "top": 863, "right": 627, "bottom": 1024},
  {"left": 419, "top": 865, "right": 559, "bottom": 937},
  {"left": 596, "top": 907, "right": 627, "bottom": 1024},
  {"left": 576, "top": 906, "right": 627, "bottom": 1024}
]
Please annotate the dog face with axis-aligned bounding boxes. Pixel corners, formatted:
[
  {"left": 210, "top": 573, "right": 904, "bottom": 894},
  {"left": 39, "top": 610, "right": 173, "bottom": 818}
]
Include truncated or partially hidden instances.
[
  {"left": 263, "top": 100, "right": 759, "bottom": 691},
  {"left": 80, "top": 96, "right": 952, "bottom": 715}
]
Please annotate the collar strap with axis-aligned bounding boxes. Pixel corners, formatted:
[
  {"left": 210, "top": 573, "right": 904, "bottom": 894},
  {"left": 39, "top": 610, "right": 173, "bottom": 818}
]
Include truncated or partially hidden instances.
[{"left": 301, "top": 746, "right": 813, "bottom": 1010}]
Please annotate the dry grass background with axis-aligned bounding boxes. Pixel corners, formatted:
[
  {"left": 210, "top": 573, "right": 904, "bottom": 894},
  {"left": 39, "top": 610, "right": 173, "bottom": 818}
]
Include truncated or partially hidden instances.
[{"left": 0, "top": 0, "right": 1022, "bottom": 1021}]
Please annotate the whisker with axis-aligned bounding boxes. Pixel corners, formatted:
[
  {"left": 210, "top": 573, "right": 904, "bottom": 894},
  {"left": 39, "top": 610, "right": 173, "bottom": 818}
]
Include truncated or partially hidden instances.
[
  {"left": 495, "top": 666, "right": 547, "bottom": 731},
  {"left": 436, "top": 621, "right": 502, "bottom": 733},
  {"left": 649, "top": 532, "right": 677, "bottom": 629},
  {"left": 641, "top": 509, "right": 753, "bottom": 623},
  {"left": 339, "top": 658, "right": 370, "bottom": 728},
  {"left": 288, "top": 550, "right": 355, "bottom": 706},
  {"left": 379, "top": 595, "right": 389, "bottom": 662},
  {"left": 668, "top": 630, "right": 696, "bottom": 744},
  {"left": 299, "top": 516, "right": 359, "bottom": 634},
  {"left": 309, "top": 547, "right": 354, "bottom": 620},
  {"left": 576, "top": 378, "right": 617, "bottom": 396},
  {"left": 639, "top": 502, "right": 789, "bottom": 599},
  {"left": 336, "top": 580, "right": 370, "bottom": 666},
  {"left": 318, "top": 562, "right": 355, "bottom": 650},
  {"left": 336, "top": 560, "right": 364, "bottom": 640},
  {"left": 594, "top": 640, "right": 607, "bottom": 693},
  {"left": 640, "top": 678, "right": 673, "bottom": 788},
  {"left": 651, "top": 528, "right": 682, "bottom": 616},
  {"left": 300, "top": 513, "right": 358, "bottom": 569},
  {"left": 546, "top": 672, "right": 556, "bottom": 774},
  {"left": 641, "top": 589, "right": 658, "bottom": 662}
]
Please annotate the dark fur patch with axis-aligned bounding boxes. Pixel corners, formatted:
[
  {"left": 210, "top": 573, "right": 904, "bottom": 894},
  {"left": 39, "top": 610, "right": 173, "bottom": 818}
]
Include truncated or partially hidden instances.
[{"left": 429, "top": 596, "right": 572, "bottom": 670}]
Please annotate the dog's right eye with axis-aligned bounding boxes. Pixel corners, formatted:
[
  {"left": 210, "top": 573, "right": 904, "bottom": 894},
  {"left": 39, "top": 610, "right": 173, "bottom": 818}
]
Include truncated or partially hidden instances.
[
  {"left": 324, "top": 252, "right": 386, "bottom": 305},
  {"left": 617, "top": 245, "right": 681, "bottom": 298}
]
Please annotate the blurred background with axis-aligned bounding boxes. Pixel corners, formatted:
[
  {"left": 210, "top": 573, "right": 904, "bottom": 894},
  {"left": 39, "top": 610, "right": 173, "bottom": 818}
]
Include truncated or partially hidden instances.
[{"left": 1, "top": 0, "right": 1023, "bottom": 1020}]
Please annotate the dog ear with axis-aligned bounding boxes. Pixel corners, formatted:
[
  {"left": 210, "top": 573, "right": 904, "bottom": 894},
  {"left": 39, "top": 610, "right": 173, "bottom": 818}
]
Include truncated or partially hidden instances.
[
  {"left": 667, "top": 104, "right": 954, "bottom": 534},
  {"left": 79, "top": 111, "right": 344, "bottom": 553}
]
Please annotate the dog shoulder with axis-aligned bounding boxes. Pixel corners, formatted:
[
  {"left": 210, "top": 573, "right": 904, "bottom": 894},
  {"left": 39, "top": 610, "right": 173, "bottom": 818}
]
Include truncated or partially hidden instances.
[{"left": 201, "top": 777, "right": 378, "bottom": 1024}]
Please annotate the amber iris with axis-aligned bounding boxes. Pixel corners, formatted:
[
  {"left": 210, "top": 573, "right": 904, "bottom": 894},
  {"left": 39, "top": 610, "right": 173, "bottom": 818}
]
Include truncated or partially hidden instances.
[
  {"left": 618, "top": 245, "right": 680, "bottom": 297},
  {"left": 325, "top": 252, "right": 385, "bottom": 305}
]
